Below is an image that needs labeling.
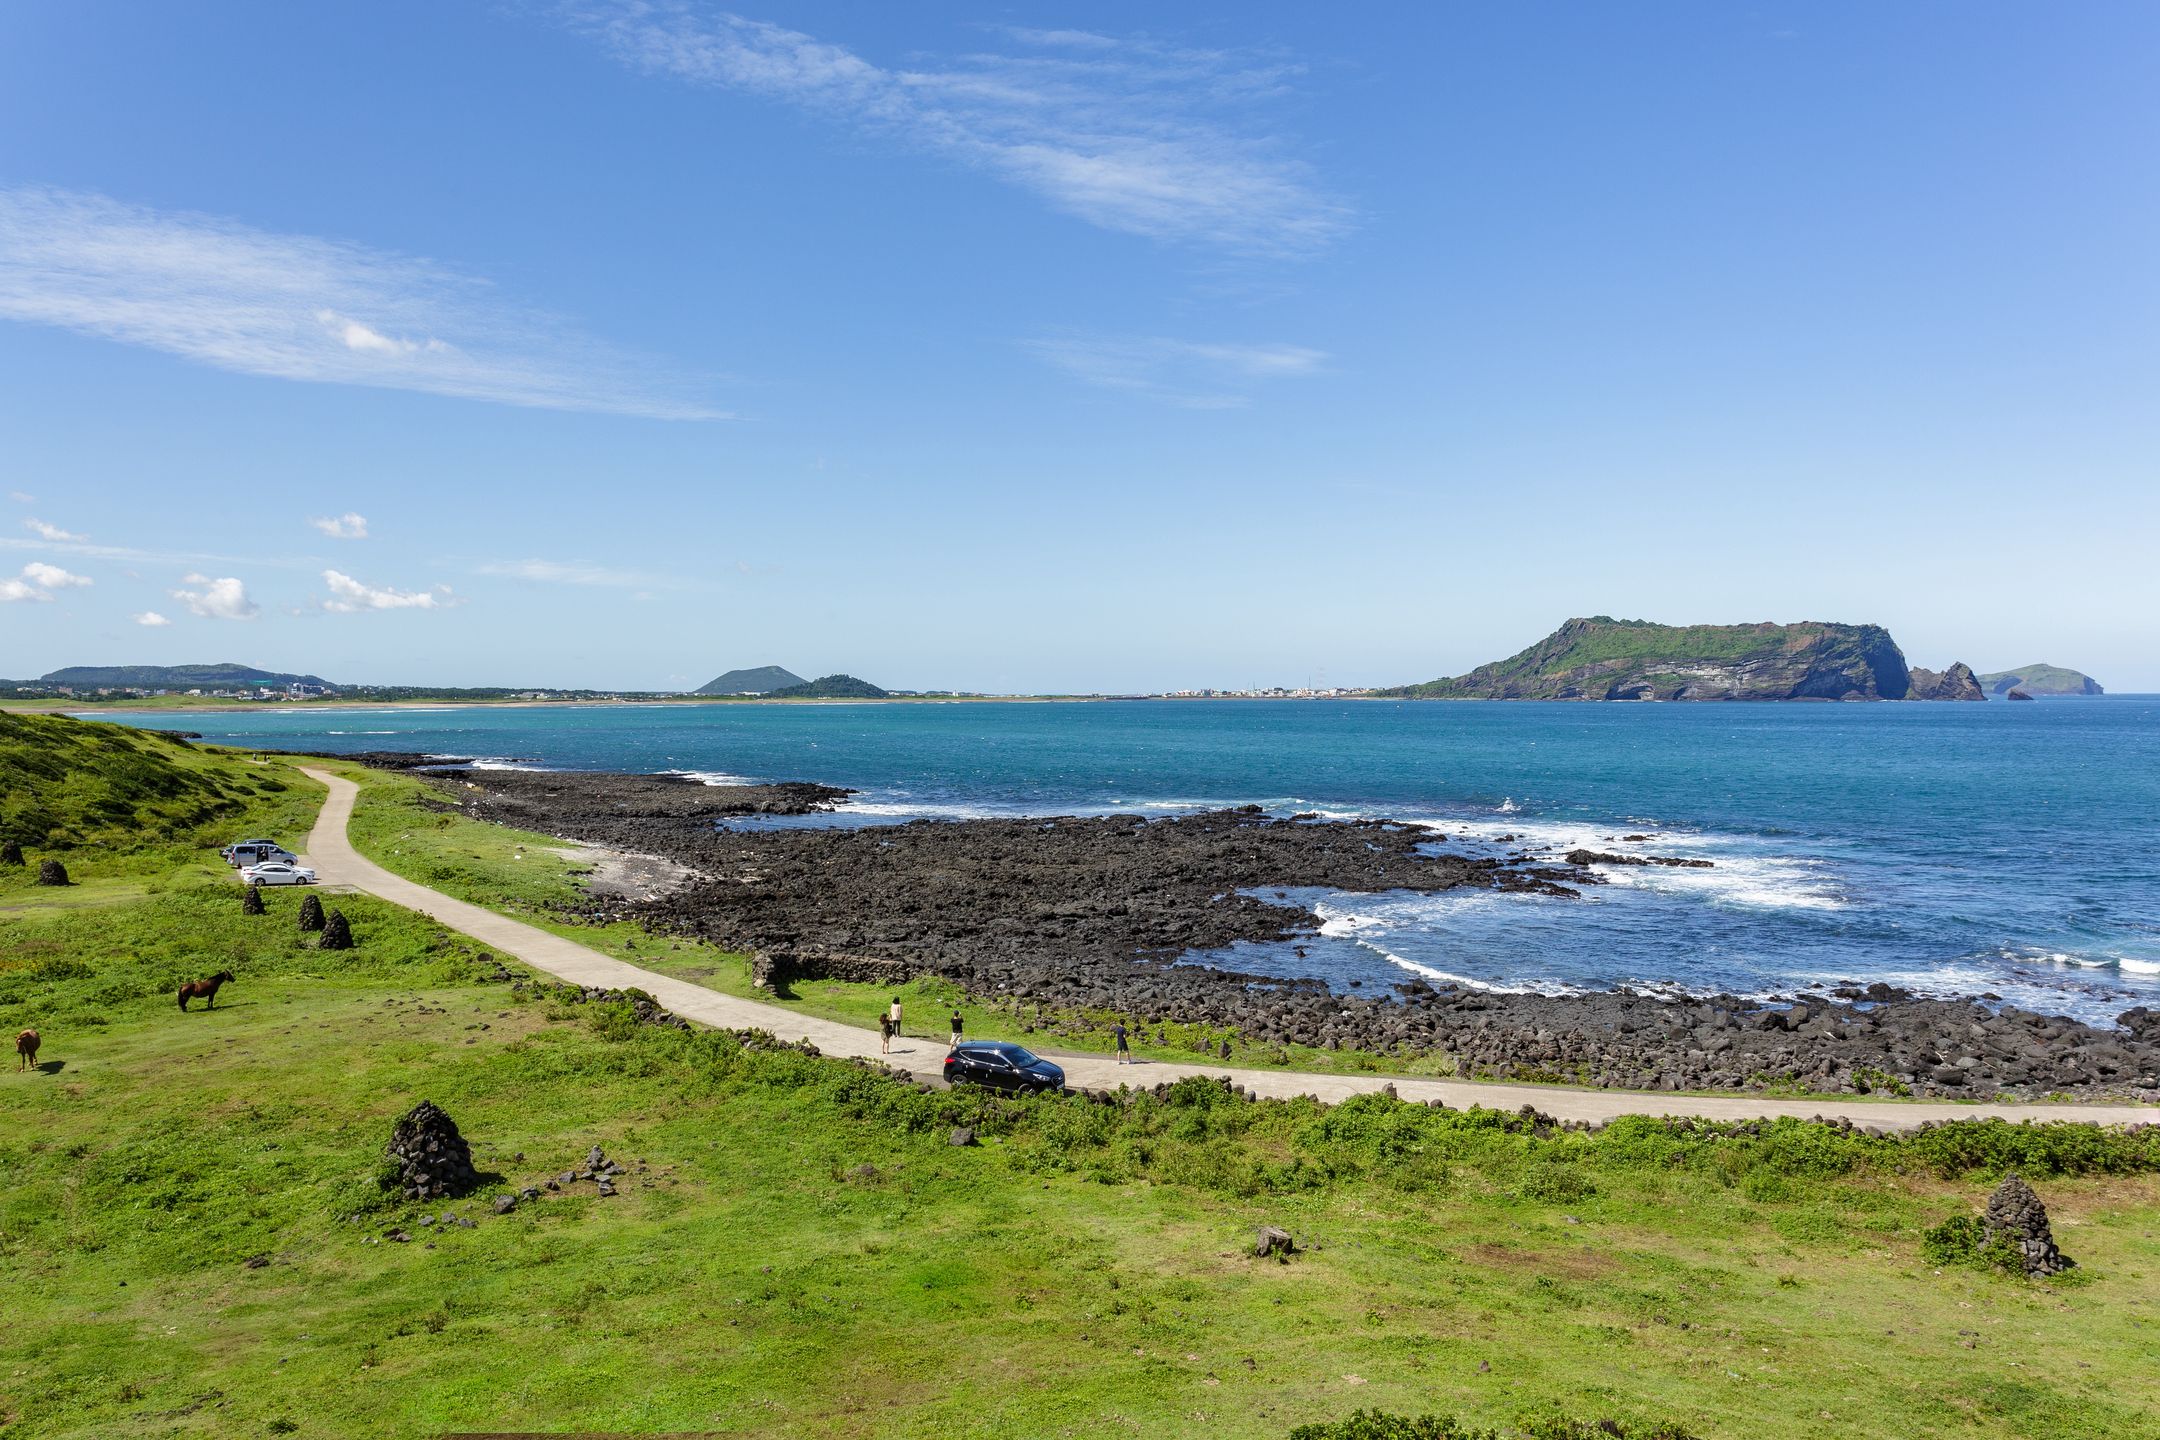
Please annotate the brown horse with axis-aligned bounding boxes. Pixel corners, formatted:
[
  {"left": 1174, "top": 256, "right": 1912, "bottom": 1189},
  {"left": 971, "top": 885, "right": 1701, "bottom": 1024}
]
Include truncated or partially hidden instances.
[
  {"left": 14, "top": 1029, "right": 36, "bottom": 1071},
  {"left": 177, "top": 971, "right": 236, "bottom": 1011}
]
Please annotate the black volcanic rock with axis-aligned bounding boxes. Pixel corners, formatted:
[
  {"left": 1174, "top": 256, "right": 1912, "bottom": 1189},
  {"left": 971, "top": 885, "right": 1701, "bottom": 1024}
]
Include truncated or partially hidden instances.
[{"left": 1905, "top": 662, "right": 1988, "bottom": 702}]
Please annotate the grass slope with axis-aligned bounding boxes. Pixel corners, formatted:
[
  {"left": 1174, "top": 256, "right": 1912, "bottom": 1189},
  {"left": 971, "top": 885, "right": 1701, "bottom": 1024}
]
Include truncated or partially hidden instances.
[
  {"left": 0, "top": 711, "right": 317, "bottom": 854},
  {"left": 6, "top": 718, "right": 2160, "bottom": 1437}
]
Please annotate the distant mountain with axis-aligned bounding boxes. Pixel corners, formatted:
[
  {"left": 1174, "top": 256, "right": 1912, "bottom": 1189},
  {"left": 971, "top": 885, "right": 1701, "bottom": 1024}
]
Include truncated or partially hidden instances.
[
  {"left": 40, "top": 663, "right": 339, "bottom": 690},
  {"left": 1978, "top": 664, "right": 2104, "bottom": 697},
  {"left": 1378, "top": 617, "right": 1983, "bottom": 702},
  {"left": 695, "top": 665, "right": 806, "bottom": 695},
  {"left": 763, "top": 673, "right": 890, "bottom": 700}
]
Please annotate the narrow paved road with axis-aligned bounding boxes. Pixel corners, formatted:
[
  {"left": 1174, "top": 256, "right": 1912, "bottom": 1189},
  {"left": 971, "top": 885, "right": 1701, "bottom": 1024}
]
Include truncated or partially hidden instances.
[{"left": 297, "top": 767, "right": 2157, "bottom": 1131}]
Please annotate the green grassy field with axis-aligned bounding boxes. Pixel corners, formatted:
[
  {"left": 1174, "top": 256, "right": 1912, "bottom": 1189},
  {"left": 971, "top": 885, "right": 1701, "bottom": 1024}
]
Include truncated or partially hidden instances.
[{"left": 6, "top": 715, "right": 2160, "bottom": 1439}]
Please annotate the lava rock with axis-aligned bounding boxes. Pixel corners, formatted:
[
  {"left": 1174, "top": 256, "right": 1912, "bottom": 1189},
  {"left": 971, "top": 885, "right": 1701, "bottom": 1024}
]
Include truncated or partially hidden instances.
[
  {"left": 948, "top": 1126, "right": 978, "bottom": 1147},
  {"left": 297, "top": 892, "right": 326, "bottom": 932},
  {"left": 0, "top": 840, "right": 22, "bottom": 866},
  {"left": 1984, "top": 1174, "right": 2074, "bottom": 1277},
  {"left": 1254, "top": 1225, "right": 1296, "bottom": 1261},
  {"left": 319, "top": 909, "right": 354, "bottom": 950},
  {"left": 34, "top": 859, "right": 69, "bottom": 887},
  {"left": 386, "top": 1100, "right": 479, "bottom": 1202},
  {"left": 241, "top": 885, "right": 266, "bottom": 916}
]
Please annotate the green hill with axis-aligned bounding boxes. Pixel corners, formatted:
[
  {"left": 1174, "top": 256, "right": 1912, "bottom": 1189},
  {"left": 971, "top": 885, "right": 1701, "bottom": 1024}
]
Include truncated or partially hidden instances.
[
  {"left": 1978, "top": 663, "right": 2104, "bottom": 696},
  {"left": 695, "top": 665, "right": 806, "bottom": 695},
  {"left": 41, "top": 662, "right": 339, "bottom": 691},
  {"left": 763, "top": 673, "right": 890, "bottom": 700},
  {"left": 0, "top": 711, "right": 294, "bottom": 849},
  {"left": 1380, "top": 617, "right": 1916, "bottom": 701}
]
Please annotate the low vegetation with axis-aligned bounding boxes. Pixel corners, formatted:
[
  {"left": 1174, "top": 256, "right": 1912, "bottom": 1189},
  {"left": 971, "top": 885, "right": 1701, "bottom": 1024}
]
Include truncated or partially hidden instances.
[{"left": 4, "top": 716, "right": 2159, "bottom": 1437}]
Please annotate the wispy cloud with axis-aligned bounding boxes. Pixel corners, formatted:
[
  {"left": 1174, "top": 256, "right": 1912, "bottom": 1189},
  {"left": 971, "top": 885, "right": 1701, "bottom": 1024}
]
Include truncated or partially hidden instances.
[
  {"left": 0, "top": 561, "right": 91, "bottom": 602},
  {"left": 1024, "top": 334, "right": 1327, "bottom": 407},
  {"left": 310, "top": 512, "right": 370, "bottom": 540},
  {"left": 133, "top": 610, "right": 172, "bottom": 627},
  {"left": 0, "top": 185, "right": 726, "bottom": 419},
  {"left": 321, "top": 569, "right": 447, "bottom": 613},
  {"left": 6, "top": 491, "right": 32, "bottom": 504},
  {"left": 171, "top": 573, "right": 259, "bottom": 620},
  {"left": 564, "top": 5, "right": 1349, "bottom": 257},
  {"left": 475, "top": 557, "right": 664, "bottom": 588},
  {"left": 24, "top": 517, "right": 85, "bottom": 541}
]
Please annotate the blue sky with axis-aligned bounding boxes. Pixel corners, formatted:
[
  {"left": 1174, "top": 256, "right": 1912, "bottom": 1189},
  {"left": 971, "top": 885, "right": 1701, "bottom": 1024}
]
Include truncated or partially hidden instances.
[{"left": 2, "top": 1, "right": 2155, "bottom": 691}]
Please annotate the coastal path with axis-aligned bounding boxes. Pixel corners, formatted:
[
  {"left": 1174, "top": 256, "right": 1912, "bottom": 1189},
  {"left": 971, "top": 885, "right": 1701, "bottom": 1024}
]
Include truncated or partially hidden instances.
[{"left": 297, "top": 768, "right": 2158, "bottom": 1131}]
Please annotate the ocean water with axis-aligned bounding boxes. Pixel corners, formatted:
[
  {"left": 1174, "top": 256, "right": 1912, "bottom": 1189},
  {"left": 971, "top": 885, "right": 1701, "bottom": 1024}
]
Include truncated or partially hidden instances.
[{"left": 98, "top": 697, "right": 2160, "bottom": 1024}]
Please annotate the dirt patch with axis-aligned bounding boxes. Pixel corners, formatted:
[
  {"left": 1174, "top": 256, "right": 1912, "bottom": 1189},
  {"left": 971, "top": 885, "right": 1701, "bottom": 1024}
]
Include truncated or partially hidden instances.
[
  {"left": 551, "top": 843, "right": 704, "bottom": 903},
  {"left": 1464, "top": 1243, "right": 1620, "bottom": 1280}
]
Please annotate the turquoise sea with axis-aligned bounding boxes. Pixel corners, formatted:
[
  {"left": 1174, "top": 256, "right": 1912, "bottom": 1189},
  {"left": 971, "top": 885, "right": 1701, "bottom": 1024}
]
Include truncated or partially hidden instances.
[{"left": 101, "top": 697, "right": 2160, "bottom": 1024}]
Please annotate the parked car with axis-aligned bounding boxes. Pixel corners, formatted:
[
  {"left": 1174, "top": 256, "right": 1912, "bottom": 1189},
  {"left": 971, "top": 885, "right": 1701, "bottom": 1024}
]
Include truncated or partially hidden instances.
[
  {"left": 223, "top": 840, "right": 295, "bottom": 868},
  {"left": 241, "top": 861, "right": 317, "bottom": 886},
  {"left": 943, "top": 1041, "right": 1065, "bottom": 1093}
]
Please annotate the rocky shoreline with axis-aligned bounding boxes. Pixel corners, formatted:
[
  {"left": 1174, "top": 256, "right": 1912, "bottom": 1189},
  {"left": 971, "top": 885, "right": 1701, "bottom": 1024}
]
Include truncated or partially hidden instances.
[{"left": 390, "top": 760, "right": 2160, "bottom": 1101}]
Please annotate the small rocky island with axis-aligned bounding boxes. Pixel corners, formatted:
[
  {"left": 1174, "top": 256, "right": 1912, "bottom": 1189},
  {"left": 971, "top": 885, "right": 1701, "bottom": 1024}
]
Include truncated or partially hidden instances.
[{"left": 1378, "top": 616, "right": 1990, "bottom": 702}]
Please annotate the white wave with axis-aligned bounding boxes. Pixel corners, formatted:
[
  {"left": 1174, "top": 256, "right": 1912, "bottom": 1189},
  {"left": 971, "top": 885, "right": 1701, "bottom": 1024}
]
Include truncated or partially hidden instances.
[
  {"left": 663, "top": 768, "right": 763, "bottom": 787},
  {"left": 1311, "top": 900, "right": 1576, "bottom": 996},
  {"left": 465, "top": 758, "right": 551, "bottom": 771},
  {"left": 1496, "top": 797, "right": 1520, "bottom": 814}
]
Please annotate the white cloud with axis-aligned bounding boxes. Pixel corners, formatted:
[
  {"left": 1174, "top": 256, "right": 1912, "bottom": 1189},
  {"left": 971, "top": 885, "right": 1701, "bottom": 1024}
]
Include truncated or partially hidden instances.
[
  {"left": 6, "top": 491, "right": 32, "bottom": 504},
  {"left": 1025, "top": 334, "right": 1327, "bottom": 407},
  {"left": 24, "top": 517, "right": 85, "bottom": 541},
  {"left": 21, "top": 560, "right": 91, "bottom": 589},
  {"left": 475, "top": 557, "right": 659, "bottom": 588},
  {"left": 133, "top": 610, "right": 171, "bottom": 626},
  {"left": 0, "top": 560, "right": 91, "bottom": 602},
  {"left": 321, "top": 568, "right": 442, "bottom": 612},
  {"left": 171, "top": 573, "right": 259, "bottom": 620},
  {"left": 310, "top": 512, "right": 370, "bottom": 539},
  {"left": 566, "top": 6, "right": 1349, "bottom": 257},
  {"left": 0, "top": 185, "right": 725, "bottom": 419}
]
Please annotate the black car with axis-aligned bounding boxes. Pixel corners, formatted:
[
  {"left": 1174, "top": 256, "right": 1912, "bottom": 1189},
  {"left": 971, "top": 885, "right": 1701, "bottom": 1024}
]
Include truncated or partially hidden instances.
[{"left": 943, "top": 1041, "right": 1066, "bottom": 1093}]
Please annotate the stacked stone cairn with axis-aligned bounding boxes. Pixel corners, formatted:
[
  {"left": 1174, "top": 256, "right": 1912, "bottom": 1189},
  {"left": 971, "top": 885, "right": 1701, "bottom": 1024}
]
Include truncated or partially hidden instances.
[
  {"left": 297, "top": 891, "right": 326, "bottom": 931},
  {"left": 1983, "top": 1173, "right": 2074, "bottom": 1277},
  {"left": 0, "top": 840, "right": 22, "bottom": 866},
  {"left": 319, "top": 909, "right": 354, "bottom": 950},
  {"left": 241, "top": 885, "right": 266, "bottom": 916},
  {"left": 386, "top": 1101, "right": 479, "bottom": 1201},
  {"left": 548, "top": 1144, "right": 625, "bottom": 1197},
  {"left": 35, "top": 859, "right": 69, "bottom": 887}
]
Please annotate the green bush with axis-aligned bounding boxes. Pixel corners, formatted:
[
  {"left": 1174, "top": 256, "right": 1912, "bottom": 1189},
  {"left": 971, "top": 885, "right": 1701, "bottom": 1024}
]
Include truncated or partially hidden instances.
[{"left": 1920, "top": 1214, "right": 2023, "bottom": 1273}]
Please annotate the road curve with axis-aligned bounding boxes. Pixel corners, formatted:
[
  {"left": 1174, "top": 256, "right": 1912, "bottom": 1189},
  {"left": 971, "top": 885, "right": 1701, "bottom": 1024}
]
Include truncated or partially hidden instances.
[{"left": 297, "top": 767, "right": 2158, "bottom": 1132}]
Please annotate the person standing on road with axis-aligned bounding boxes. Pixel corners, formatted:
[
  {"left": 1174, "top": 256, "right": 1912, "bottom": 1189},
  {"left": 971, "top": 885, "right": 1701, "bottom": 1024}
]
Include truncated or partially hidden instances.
[
  {"left": 888, "top": 997, "right": 903, "bottom": 1040},
  {"left": 1113, "top": 1021, "right": 1131, "bottom": 1064},
  {"left": 949, "top": 1009, "right": 964, "bottom": 1048},
  {"left": 879, "top": 1012, "right": 893, "bottom": 1055}
]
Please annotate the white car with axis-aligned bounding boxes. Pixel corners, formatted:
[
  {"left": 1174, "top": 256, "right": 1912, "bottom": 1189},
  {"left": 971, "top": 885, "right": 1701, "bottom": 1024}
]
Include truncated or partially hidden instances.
[{"left": 242, "top": 861, "right": 317, "bottom": 886}]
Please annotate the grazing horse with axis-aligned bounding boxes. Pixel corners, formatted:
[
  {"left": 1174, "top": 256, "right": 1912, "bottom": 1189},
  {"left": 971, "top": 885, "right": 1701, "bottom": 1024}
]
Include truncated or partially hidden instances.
[
  {"left": 14, "top": 1029, "right": 36, "bottom": 1071},
  {"left": 177, "top": 971, "right": 236, "bottom": 1012}
]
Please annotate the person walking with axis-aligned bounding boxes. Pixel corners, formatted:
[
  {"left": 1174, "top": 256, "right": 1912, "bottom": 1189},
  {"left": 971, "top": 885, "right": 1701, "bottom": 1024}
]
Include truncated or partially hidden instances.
[
  {"left": 879, "top": 1011, "right": 893, "bottom": 1055},
  {"left": 949, "top": 1009, "right": 964, "bottom": 1048},
  {"left": 1113, "top": 1021, "right": 1132, "bottom": 1064}
]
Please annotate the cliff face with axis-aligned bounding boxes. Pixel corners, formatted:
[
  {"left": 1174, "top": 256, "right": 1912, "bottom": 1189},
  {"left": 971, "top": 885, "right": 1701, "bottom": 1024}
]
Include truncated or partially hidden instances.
[
  {"left": 1387, "top": 618, "right": 1915, "bottom": 701},
  {"left": 1905, "top": 662, "right": 1988, "bottom": 702}
]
